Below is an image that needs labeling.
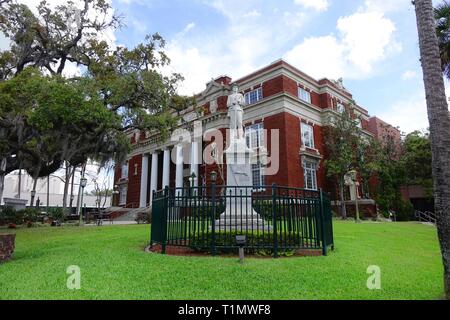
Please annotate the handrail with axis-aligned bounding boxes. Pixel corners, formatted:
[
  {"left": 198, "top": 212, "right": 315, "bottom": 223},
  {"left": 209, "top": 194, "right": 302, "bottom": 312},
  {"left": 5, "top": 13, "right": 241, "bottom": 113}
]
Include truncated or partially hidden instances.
[{"left": 415, "top": 210, "right": 436, "bottom": 224}]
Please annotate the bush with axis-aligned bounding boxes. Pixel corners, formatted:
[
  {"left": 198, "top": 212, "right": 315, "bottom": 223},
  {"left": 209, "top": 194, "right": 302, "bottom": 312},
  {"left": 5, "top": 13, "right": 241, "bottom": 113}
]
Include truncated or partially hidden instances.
[
  {"left": 394, "top": 200, "right": 415, "bottom": 221},
  {"left": 136, "top": 211, "right": 151, "bottom": 224},
  {"left": 48, "top": 207, "right": 65, "bottom": 222},
  {"left": 0, "top": 206, "right": 24, "bottom": 225},
  {"left": 18, "top": 208, "right": 41, "bottom": 223}
]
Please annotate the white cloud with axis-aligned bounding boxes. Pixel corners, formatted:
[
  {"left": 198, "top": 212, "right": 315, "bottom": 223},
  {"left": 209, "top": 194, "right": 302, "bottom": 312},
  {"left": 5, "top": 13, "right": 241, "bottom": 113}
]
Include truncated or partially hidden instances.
[
  {"left": 284, "top": 36, "right": 345, "bottom": 79},
  {"left": 243, "top": 9, "right": 261, "bottom": 18},
  {"left": 283, "top": 11, "right": 308, "bottom": 28},
  {"left": 401, "top": 70, "right": 417, "bottom": 80},
  {"left": 363, "top": 0, "right": 411, "bottom": 14},
  {"left": 378, "top": 91, "right": 429, "bottom": 134},
  {"left": 380, "top": 82, "right": 450, "bottom": 134},
  {"left": 166, "top": 0, "right": 310, "bottom": 95},
  {"left": 284, "top": 3, "right": 400, "bottom": 80},
  {"left": 294, "top": 0, "right": 330, "bottom": 12}
]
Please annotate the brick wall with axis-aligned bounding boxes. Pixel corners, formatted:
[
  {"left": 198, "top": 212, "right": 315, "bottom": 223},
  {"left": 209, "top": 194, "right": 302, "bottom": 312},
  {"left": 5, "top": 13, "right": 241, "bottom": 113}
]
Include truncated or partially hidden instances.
[
  {"left": 0, "top": 234, "right": 15, "bottom": 263},
  {"left": 127, "top": 154, "right": 142, "bottom": 207}
]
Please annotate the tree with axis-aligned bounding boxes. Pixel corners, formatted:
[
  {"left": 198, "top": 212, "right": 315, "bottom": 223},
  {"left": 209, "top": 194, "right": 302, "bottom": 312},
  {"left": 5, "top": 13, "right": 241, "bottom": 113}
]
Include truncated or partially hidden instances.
[
  {"left": 402, "top": 131, "right": 433, "bottom": 197},
  {"left": 435, "top": 0, "right": 450, "bottom": 78},
  {"left": 0, "top": 0, "right": 192, "bottom": 208},
  {"left": 323, "top": 105, "right": 361, "bottom": 219},
  {"left": 414, "top": 0, "right": 450, "bottom": 299}
]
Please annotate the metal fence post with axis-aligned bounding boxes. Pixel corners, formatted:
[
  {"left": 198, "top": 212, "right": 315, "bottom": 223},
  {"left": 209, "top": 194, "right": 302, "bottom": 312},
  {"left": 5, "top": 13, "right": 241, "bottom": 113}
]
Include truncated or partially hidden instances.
[
  {"left": 319, "top": 189, "right": 327, "bottom": 256},
  {"left": 162, "top": 187, "right": 169, "bottom": 254},
  {"left": 211, "top": 181, "right": 217, "bottom": 256},
  {"left": 272, "top": 183, "right": 278, "bottom": 258}
]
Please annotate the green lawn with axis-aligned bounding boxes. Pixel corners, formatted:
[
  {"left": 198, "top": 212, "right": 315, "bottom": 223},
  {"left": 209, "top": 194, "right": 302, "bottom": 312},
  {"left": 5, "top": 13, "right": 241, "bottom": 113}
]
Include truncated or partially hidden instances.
[{"left": 0, "top": 221, "right": 444, "bottom": 300}]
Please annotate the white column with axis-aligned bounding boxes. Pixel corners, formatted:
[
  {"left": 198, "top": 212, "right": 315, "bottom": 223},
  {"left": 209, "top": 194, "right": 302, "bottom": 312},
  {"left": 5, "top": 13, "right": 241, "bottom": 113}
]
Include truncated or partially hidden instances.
[
  {"left": 149, "top": 152, "right": 159, "bottom": 204},
  {"left": 190, "top": 141, "right": 199, "bottom": 188},
  {"left": 175, "top": 144, "right": 184, "bottom": 192},
  {"left": 162, "top": 148, "right": 170, "bottom": 189},
  {"left": 139, "top": 154, "right": 149, "bottom": 208}
]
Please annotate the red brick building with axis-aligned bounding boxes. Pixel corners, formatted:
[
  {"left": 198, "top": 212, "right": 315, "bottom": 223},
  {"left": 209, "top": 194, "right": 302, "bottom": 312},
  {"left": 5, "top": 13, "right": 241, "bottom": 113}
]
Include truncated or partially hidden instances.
[{"left": 112, "top": 59, "right": 398, "bottom": 209}]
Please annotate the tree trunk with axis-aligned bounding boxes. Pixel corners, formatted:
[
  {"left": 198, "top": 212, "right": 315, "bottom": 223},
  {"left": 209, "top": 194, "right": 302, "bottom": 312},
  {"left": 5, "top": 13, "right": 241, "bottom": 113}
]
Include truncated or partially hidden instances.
[
  {"left": 46, "top": 175, "right": 50, "bottom": 214},
  {"left": 339, "top": 178, "right": 347, "bottom": 219},
  {"left": 0, "top": 158, "right": 6, "bottom": 205},
  {"left": 62, "top": 163, "right": 71, "bottom": 214},
  {"left": 69, "top": 167, "right": 76, "bottom": 210},
  {"left": 30, "top": 178, "right": 38, "bottom": 207},
  {"left": 414, "top": 0, "right": 450, "bottom": 300}
]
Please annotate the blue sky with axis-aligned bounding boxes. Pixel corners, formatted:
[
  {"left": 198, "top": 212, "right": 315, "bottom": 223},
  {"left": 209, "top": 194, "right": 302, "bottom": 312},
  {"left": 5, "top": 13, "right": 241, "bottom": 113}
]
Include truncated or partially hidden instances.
[
  {"left": 1, "top": 0, "right": 446, "bottom": 134},
  {"left": 111, "top": 0, "right": 446, "bottom": 134}
]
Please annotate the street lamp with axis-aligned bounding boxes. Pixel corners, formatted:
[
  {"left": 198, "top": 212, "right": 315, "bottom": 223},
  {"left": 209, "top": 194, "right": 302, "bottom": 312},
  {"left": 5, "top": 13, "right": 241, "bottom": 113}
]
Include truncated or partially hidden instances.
[
  {"left": 111, "top": 185, "right": 119, "bottom": 206},
  {"left": 30, "top": 190, "right": 36, "bottom": 207},
  {"left": 210, "top": 171, "right": 217, "bottom": 184},
  {"left": 189, "top": 172, "right": 197, "bottom": 196},
  {"left": 79, "top": 177, "right": 87, "bottom": 225},
  {"left": 348, "top": 170, "right": 360, "bottom": 223}
]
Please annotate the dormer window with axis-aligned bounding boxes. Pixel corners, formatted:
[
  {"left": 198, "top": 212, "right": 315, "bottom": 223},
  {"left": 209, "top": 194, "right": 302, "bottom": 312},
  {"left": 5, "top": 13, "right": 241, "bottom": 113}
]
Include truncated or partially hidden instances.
[
  {"left": 337, "top": 103, "right": 345, "bottom": 113},
  {"left": 298, "top": 88, "right": 311, "bottom": 104},
  {"left": 244, "top": 87, "right": 263, "bottom": 105}
]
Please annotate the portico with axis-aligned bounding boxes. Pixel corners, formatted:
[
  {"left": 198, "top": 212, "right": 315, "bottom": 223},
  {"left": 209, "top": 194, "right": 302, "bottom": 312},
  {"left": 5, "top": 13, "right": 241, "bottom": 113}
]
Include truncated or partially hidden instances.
[{"left": 138, "top": 141, "right": 200, "bottom": 208}]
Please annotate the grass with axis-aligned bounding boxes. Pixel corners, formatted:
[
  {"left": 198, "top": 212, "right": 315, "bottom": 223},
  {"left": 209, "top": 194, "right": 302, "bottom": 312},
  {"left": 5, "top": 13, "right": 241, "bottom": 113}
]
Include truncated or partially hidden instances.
[{"left": 0, "top": 221, "right": 444, "bottom": 300}]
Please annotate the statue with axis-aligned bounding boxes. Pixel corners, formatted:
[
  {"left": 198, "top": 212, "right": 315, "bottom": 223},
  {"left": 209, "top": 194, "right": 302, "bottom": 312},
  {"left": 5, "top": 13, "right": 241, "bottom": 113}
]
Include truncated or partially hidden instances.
[{"left": 227, "top": 83, "right": 245, "bottom": 140}]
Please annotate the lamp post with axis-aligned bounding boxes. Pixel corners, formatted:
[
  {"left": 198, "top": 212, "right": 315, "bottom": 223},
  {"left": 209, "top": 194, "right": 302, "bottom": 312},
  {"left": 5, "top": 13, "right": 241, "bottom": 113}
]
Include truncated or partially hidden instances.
[
  {"left": 189, "top": 172, "right": 196, "bottom": 196},
  {"left": 30, "top": 190, "right": 36, "bottom": 207},
  {"left": 111, "top": 185, "right": 119, "bottom": 206},
  {"left": 349, "top": 170, "right": 360, "bottom": 223},
  {"left": 210, "top": 171, "right": 217, "bottom": 184},
  {"left": 79, "top": 177, "right": 87, "bottom": 225}
]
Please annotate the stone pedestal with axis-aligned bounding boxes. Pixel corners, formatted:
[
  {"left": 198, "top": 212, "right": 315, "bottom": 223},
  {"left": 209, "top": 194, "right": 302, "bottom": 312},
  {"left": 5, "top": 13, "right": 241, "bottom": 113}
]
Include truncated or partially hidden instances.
[
  {"left": 0, "top": 234, "right": 16, "bottom": 262},
  {"left": 215, "top": 139, "right": 270, "bottom": 231},
  {"left": 3, "top": 198, "right": 28, "bottom": 210}
]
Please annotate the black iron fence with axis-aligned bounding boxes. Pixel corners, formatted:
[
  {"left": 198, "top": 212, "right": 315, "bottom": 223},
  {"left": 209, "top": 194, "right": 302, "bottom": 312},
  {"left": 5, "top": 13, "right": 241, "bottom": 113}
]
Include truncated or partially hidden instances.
[{"left": 150, "top": 184, "right": 334, "bottom": 257}]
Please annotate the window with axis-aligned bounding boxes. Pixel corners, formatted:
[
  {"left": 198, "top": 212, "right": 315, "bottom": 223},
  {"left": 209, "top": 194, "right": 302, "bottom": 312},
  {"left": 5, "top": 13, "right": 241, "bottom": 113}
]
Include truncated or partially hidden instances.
[
  {"left": 301, "top": 122, "right": 314, "bottom": 149},
  {"left": 355, "top": 118, "right": 362, "bottom": 128},
  {"left": 245, "top": 123, "right": 265, "bottom": 188},
  {"left": 298, "top": 88, "right": 311, "bottom": 103},
  {"left": 303, "top": 160, "right": 318, "bottom": 191},
  {"left": 244, "top": 87, "right": 263, "bottom": 105},
  {"left": 121, "top": 163, "right": 129, "bottom": 179},
  {"left": 246, "top": 123, "right": 264, "bottom": 150},
  {"left": 337, "top": 103, "right": 345, "bottom": 113},
  {"left": 119, "top": 185, "right": 127, "bottom": 205},
  {"left": 252, "top": 162, "right": 264, "bottom": 187}
]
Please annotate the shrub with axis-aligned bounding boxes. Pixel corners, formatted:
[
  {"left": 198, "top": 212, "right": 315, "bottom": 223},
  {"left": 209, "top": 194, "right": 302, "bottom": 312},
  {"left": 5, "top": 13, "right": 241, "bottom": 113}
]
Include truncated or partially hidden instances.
[
  {"left": 1, "top": 207, "right": 24, "bottom": 225},
  {"left": 136, "top": 211, "right": 151, "bottom": 224},
  {"left": 48, "top": 207, "right": 65, "bottom": 222},
  {"left": 18, "top": 208, "right": 41, "bottom": 223},
  {"left": 395, "top": 200, "right": 415, "bottom": 221}
]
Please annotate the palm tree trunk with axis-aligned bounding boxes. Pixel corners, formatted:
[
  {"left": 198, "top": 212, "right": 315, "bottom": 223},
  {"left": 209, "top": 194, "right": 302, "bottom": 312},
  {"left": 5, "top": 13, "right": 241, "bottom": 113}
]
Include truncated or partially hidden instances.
[{"left": 414, "top": 0, "right": 450, "bottom": 300}]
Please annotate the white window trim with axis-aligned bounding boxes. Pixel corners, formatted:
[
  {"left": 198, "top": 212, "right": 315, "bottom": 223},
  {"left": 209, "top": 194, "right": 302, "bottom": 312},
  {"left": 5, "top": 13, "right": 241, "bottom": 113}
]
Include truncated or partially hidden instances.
[
  {"left": 301, "top": 122, "right": 315, "bottom": 149},
  {"left": 244, "top": 87, "right": 263, "bottom": 105},
  {"left": 121, "top": 163, "right": 129, "bottom": 179},
  {"left": 119, "top": 185, "right": 127, "bottom": 205},
  {"left": 298, "top": 87, "right": 311, "bottom": 104},
  {"left": 245, "top": 123, "right": 265, "bottom": 190},
  {"left": 303, "top": 159, "right": 318, "bottom": 191}
]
